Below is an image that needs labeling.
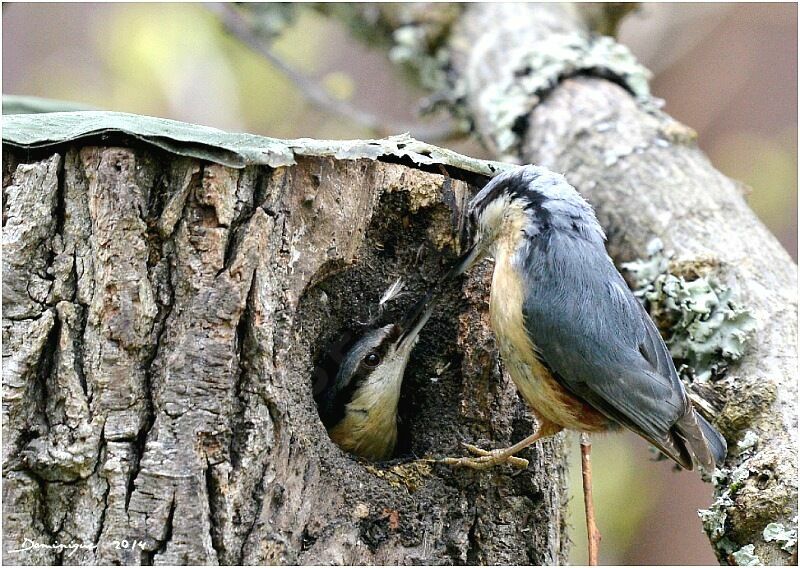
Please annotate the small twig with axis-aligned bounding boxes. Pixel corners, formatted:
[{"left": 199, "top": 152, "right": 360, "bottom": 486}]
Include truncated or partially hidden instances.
[
  {"left": 581, "top": 433, "right": 601, "bottom": 566},
  {"left": 207, "top": 3, "right": 463, "bottom": 142}
]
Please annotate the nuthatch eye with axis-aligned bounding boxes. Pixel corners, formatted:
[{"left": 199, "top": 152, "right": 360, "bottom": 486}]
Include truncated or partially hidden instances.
[
  {"left": 442, "top": 165, "right": 727, "bottom": 471},
  {"left": 315, "top": 292, "right": 434, "bottom": 461}
]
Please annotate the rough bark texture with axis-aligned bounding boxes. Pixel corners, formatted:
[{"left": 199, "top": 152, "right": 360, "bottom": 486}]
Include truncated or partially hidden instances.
[
  {"left": 2, "top": 144, "right": 568, "bottom": 565},
  {"left": 450, "top": 5, "right": 797, "bottom": 564}
]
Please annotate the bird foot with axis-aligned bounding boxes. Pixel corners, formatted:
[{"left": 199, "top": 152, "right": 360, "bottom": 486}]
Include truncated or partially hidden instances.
[{"left": 440, "top": 442, "right": 529, "bottom": 470}]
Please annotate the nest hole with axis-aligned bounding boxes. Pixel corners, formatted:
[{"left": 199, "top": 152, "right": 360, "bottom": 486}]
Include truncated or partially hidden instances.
[{"left": 295, "top": 190, "right": 468, "bottom": 464}]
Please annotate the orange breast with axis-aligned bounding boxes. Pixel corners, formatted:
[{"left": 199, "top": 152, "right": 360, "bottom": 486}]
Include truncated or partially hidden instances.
[{"left": 489, "top": 240, "right": 608, "bottom": 433}]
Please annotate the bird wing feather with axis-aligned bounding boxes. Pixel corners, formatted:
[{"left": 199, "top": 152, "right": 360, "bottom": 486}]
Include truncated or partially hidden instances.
[{"left": 521, "top": 235, "right": 690, "bottom": 449}]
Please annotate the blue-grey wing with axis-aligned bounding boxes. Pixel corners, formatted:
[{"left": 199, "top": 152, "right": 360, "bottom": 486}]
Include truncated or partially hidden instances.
[{"left": 521, "top": 237, "right": 690, "bottom": 444}]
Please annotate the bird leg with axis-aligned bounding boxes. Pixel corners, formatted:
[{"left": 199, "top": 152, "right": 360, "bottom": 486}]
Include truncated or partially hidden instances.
[
  {"left": 581, "top": 433, "right": 601, "bottom": 566},
  {"left": 441, "top": 421, "right": 562, "bottom": 470},
  {"left": 441, "top": 441, "right": 531, "bottom": 469}
]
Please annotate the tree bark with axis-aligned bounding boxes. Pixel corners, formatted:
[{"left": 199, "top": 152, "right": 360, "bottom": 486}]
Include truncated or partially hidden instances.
[
  {"left": 321, "top": 2, "right": 797, "bottom": 564},
  {"left": 3, "top": 143, "right": 568, "bottom": 564}
]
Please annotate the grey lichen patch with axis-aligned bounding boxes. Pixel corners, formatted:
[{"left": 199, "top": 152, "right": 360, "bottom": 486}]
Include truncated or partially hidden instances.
[
  {"left": 700, "top": 464, "right": 752, "bottom": 560},
  {"left": 737, "top": 431, "right": 759, "bottom": 453},
  {"left": 731, "top": 544, "right": 763, "bottom": 566},
  {"left": 390, "top": 23, "right": 452, "bottom": 96},
  {"left": 728, "top": 462, "right": 753, "bottom": 494},
  {"left": 388, "top": 21, "right": 474, "bottom": 133},
  {"left": 477, "top": 33, "right": 652, "bottom": 158},
  {"left": 699, "top": 495, "right": 732, "bottom": 541},
  {"left": 622, "top": 238, "right": 756, "bottom": 383},
  {"left": 763, "top": 521, "right": 798, "bottom": 553}
]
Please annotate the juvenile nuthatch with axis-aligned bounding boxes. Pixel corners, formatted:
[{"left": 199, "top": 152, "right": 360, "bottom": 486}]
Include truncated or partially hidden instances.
[
  {"left": 315, "top": 292, "right": 433, "bottom": 461},
  {"left": 442, "top": 165, "right": 727, "bottom": 471}
]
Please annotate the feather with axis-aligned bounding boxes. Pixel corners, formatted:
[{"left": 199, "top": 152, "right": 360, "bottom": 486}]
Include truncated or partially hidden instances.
[{"left": 519, "top": 219, "right": 725, "bottom": 469}]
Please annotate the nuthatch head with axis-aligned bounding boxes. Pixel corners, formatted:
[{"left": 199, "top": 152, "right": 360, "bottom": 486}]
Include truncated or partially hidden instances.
[
  {"left": 315, "top": 292, "right": 433, "bottom": 461},
  {"left": 447, "top": 165, "right": 726, "bottom": 470}
]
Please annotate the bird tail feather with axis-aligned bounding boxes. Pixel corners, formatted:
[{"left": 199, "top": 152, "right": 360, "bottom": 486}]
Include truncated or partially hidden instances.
[{"left": 672, "top": 408, "right": 727, "bottom": 471}]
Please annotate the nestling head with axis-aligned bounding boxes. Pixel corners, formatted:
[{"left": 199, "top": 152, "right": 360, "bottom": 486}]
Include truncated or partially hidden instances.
[{"left": 315, "top": 293, "right": 433, "bottom": 461}]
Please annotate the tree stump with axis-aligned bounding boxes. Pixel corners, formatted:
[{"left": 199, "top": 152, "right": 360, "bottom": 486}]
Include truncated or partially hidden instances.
[{"left": 3, "top": 142, "right": 569, "bottom": 565}]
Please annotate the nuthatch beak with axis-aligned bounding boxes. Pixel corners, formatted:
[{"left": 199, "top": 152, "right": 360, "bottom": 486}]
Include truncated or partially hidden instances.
[{"left": 316, "top": 292, "right": 434, "bottom": 461}]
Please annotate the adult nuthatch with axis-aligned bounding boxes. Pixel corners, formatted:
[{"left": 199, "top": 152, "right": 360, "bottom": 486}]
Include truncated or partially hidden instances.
[
  {"left": 315, "top": 292, "right": 433, "bottom": 461},
  {"left": 442, "top": 165, "right": 727, "bottom": 471}
]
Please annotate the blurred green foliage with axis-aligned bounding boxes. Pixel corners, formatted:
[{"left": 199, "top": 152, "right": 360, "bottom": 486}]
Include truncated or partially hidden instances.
[{"left": 14, "top": 4, "right": 368, "bottom": 140}]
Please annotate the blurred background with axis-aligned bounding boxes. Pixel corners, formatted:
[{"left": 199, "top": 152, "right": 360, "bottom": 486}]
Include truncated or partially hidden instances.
[{"left": 3, "top": 3, "right": 797, "bottom": 564}]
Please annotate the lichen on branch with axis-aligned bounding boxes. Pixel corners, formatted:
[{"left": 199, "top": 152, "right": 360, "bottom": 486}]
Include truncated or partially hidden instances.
[{"left": 623, "top": 238, "right": 756, "bottom": 384}]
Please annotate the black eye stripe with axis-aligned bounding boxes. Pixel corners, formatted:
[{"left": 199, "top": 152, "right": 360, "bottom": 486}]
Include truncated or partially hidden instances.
[{"left": 471, "top": 180, "right": 513, "bottom": 219}]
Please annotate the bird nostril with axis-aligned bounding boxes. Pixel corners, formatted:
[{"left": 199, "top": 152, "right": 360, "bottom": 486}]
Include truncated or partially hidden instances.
[{"left": 386, "top": 324, "right": 402, "bottom": 342}]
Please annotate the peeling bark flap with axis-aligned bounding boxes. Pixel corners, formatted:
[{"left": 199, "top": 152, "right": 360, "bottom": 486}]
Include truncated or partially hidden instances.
[{"left": 2, "top": 110, "right": 511, "bottom": 174}]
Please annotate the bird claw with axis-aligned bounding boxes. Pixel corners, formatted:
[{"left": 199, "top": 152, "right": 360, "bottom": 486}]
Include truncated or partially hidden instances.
[{"left": 440, "top": 442, "right": 529, "bottom": 470}]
